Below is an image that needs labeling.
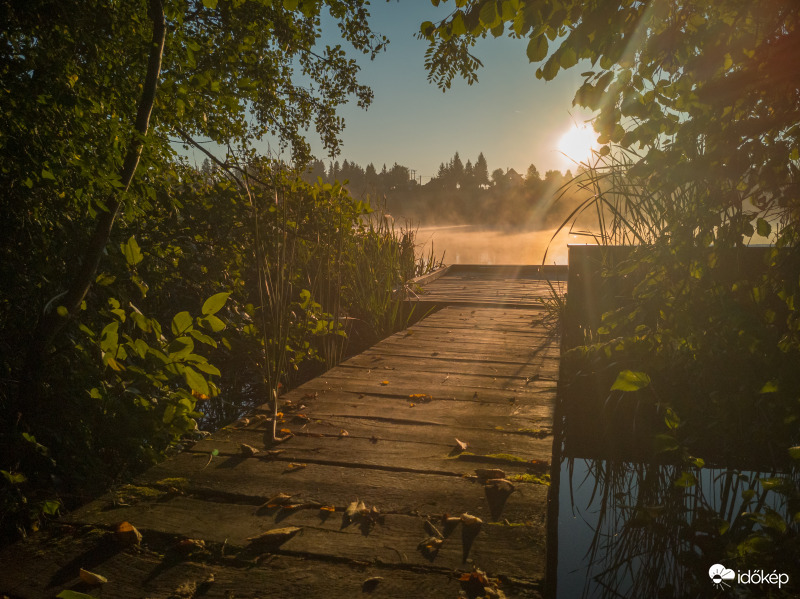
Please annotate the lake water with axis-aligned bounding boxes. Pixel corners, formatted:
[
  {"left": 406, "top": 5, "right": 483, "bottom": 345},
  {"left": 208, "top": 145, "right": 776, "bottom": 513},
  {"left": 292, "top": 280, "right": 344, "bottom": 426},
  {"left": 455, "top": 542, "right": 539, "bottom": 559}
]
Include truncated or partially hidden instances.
[{"left": 414, "top": 225, "right": 590, "bottom": 265}]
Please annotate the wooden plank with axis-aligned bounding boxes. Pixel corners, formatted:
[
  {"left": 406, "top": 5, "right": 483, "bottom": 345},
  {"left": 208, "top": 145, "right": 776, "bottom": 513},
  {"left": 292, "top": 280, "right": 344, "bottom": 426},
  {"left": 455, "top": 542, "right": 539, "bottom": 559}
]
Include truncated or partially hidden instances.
[
  {"left": 125, "top": 453, "right": 550, "bottom": 524},
  {"left": 188, "top": 428, "right": 552, "bottom": 473},
  {"left": 66, "top": 495, "right": 546, "bottom": 581},
  {"left": 0, "top": 527, "right": 542, "bottom": 598}
]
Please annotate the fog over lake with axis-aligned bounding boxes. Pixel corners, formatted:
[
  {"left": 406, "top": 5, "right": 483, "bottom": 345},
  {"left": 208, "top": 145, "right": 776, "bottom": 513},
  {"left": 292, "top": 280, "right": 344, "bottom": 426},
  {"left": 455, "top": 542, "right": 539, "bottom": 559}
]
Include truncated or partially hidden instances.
[{"left": 415, "top": 225, "right": 589, "bottom": 265}]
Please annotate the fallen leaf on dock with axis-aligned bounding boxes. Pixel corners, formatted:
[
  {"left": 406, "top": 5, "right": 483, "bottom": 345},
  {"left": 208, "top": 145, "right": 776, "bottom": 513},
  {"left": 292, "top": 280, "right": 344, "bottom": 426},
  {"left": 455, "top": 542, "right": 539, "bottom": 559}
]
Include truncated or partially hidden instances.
[
  {"left": 338, "top": 429, "right": 349, "bottom": 438},
  {"left": 319, "top": 505, "right": 336, "bottom": 513},
  {"left": 240, "top": 443, "right": 260, "bottom": 457},
  {"left": 460, "top": 513, "right": 483, "bottom": 529},
  {"left": 454, "top": 438, "right": 468, "bottom": 452},
  {"left": 264, "top": 492, "right": 293, "bottom": 509},
  {"left": 301, "top": 392, "right": 318, "bottom": 400},
  {"left": 475, "top": 468, "right": 506, "bottom": 481},
  {"left": 246, "top": 526, "right": 302, "bottom": 546},
  {"left": 79, "top": 568, "right": 108, "bottom": 586},
  {"left": 175, "top": 538, "right": 206, "bottom": 552},
  {"left": 279, "top": 428, "right": 292, "bottom": 435},
  {"left": 417, "top": 536, "right": 443, "bottom": 557},
  {"left": 409, "top": 393, "right": 433, "bottom": 402},
  {"left": 115, "top": 521, "right": 142, "bottom": 546},
  {"left": 284, "top": 462, "right": 307, "bottom": 472},
  {"left": 380, "top": 380, "right": 389, "bottom": 386}
]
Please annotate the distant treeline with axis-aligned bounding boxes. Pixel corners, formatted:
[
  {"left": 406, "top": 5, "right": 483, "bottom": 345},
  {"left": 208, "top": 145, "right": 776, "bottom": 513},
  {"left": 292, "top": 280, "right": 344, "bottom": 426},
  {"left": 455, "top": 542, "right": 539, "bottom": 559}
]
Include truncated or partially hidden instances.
[{"left": 294, "top": 152, "right": 587, "bottom": 230}]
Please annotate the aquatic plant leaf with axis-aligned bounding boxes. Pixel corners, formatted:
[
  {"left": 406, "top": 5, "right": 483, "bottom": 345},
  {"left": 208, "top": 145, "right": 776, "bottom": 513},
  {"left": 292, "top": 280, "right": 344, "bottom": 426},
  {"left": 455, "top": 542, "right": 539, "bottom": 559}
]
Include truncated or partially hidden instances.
[{"left": 610, "top": 369, "right": 651, "bottom": 391}]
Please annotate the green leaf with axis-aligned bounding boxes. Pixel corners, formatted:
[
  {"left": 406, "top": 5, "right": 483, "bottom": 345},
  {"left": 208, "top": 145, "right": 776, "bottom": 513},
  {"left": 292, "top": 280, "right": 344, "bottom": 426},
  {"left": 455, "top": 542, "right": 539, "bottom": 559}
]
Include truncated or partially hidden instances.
[
  {"left": 674, "top": 471, "right": 697, "bottom": 488},
  {"left": 40, "top": 499, "right": 61, "bottom": 515},
  {"left": 283, "top": 0, "right": 298, "bottom": 10},
  {"left": 41, "top": 169, "right": 56, "bottom": 180},
  {"left": 1, "top": 470, "right": 27, "bottom": 485},
  {"left": 560, "top": 46, "right": 578, "bottom": 69},
  {"left": 654, "top": 433, "right": 679, "bottom": 453},
  {"left": 451, "top": 12, "right": 466, "bottom": 36},
  {"left": 121, "top": 235, "right": 143, "bottom": 266},
  {"left": 202, "top": 0, "right": 218, "bottom": 7},
  {"left": 756, "top": 217, "right": 771, "bottom": 238},
  {"left": 759, "top": 380, "right": 778, "bottom": 393},
  {"left": 664, "top": 407, "right": 680, "bottom": 430},
  {"left": 789, "top": 446, "right": 800, "bottom": 461},
  {"left": 479, "top": 1, "right": 499, "bottom": 27},
  {"left": 194, "top": 362, "right": 221, "bottom": 376},
  {"left": 202, "top": 291, "right": 231, "bottom": 316},
  {"left": 100, "top": 321, "right": 119, "bottom": 352},
  {"left": 611, "top": 370, "right": 651, "bottom": 391},
  {"left": 198, "top": 314, "right": 225, "bottom": 332},
  {"left": 171, "top": 311, "right": 193, "bottom": 335},
  {"left": 184, "top": 365, "right": 210, "bottom": 396},
  {"left": 526, "top": 35, "right": 548, "bottom": 63},
  {"left": 188, "top": 329, "right": 218, "bottom": 348}
]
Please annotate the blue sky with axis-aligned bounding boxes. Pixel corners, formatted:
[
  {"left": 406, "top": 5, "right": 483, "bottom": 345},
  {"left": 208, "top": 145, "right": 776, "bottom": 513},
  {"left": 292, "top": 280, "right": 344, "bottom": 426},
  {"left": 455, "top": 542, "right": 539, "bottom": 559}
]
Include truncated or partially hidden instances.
[{"left": 261, "top": 2, "right": 596, "bottom": 182}]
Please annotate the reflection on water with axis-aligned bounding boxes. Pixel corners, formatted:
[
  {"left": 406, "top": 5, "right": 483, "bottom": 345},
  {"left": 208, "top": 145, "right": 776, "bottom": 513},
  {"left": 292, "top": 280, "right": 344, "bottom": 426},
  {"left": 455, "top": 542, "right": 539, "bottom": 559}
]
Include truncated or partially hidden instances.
[
  {"left": 557, "top": 457, "right": 798, "bottom": 598},
  {"left": 415, "top": 225, "right": 588, "bottom": 265}
]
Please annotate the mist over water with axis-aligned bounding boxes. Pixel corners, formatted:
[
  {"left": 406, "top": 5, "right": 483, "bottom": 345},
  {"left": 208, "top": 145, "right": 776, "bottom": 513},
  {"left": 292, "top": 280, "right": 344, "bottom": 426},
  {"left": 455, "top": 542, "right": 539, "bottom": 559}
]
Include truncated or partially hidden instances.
[{"left": 415, "top": 225, "right": 588, "bottom": 265}]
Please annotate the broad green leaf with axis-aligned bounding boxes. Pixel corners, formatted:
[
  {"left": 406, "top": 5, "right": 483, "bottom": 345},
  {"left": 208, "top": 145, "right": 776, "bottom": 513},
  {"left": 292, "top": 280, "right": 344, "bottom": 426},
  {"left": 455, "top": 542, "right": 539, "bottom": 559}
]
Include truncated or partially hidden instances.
[
  {"left": 526, "top": 35, "right": 548, "bottom": 63},
  {"left": 664, "top": 407, "right": 680, "bottom": 430},
  {"left": 611, "top": 370, "right": 651, "bottom": 391},
  {"left": 171, "top": 311, "right": 193, "bottom": 335},
  {"left": 95, "top": 273, "right": 116, "bottom": 286},
  {"left": 202, "top": 0, "right": 218, "bottom": 7},
  {"left": 194, "top": 361, "right": 221, "bottom": 376},
  {"left": 479, "top": 2, "right": 499, "bottom": 27},
  {"left": 184, "top": 366, "right": 210, "bottom": 396},
  {"left": 451, "top": 12, "right": 466, "bottom": 36},
  {"left": 674, "top": 471, "right": 697, "bottom": 488},
  {"left": 560, "top": 47, "right": 578, "bottom": 68},
  {"left": 654, "top": 433, "right": 679, "bottom": 453},
  {"left": 202, "top": 291, "right": 231, "bottom": 316},
  {"left": 167, "top": 336, "right": 194, "bottom": 359},
  {"left": 1, "top": 470, "right": 27, "bottom": 484},
  {"left": 40, "top": 499, "right": 61, "bottom": 515},
  {"left": 188, "top": 329, "right": 217, "bottom": 347},
  {"left": 121, "top": 236, "right": 143, "bottom": 266},
  {"left": 283, "top": 0, "right": 298, "bottom": 10},
  {"left": 756, "top": 217, "right": 771, "bottom": 238},
  {"left": 198, "top": 314, "right": 225, "bottom": 332},
  {"left": 100, "top": 321, "right": 119, "bottom": 352},
  {"left": 789, "top": 446, "right": 800, "bottom": 461}
]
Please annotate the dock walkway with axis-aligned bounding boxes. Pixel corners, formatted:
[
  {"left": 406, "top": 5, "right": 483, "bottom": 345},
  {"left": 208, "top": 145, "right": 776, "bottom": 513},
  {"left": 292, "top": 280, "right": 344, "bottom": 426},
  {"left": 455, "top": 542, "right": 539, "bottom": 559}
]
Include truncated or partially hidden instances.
[{"left": 0, "top": 265, "right": 564, "bottom": 599}]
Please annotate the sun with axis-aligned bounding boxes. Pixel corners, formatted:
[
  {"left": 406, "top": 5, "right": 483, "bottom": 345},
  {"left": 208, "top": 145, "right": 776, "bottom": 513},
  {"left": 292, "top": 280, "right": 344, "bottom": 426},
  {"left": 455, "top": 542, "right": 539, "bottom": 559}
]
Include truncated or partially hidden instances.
[{"left": 558, "top": 124, "right": 597, "bottom": 165}]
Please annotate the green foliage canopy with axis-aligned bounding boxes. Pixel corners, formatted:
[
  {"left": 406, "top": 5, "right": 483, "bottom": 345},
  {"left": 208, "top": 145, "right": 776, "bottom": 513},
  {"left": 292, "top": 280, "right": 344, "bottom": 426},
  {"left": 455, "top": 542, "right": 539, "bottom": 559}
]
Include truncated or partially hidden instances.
[{"left": 420, "top": 0, "right": 800, "bottom": 236}]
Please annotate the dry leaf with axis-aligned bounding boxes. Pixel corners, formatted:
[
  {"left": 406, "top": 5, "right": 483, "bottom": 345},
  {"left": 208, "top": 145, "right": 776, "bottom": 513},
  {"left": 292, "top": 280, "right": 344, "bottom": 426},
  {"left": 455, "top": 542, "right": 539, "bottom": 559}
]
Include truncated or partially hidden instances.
[
  {"left": 369, "top": 435, "right": 379, "bottom": 444},
  {"left": 79, "top": 568, "right": 108, "bottom": 586},
  {"left": 279, "top": 428, "right": 292, "bottom": 435},
  {"left": 265, "top": 492, "right": 293, "bottom": 508},
  {"left": 454, "top": 438, "right": 468, "bottom": 452},
  {"left": 301, "top": 392, "right": 318, "bottom": 400},
  {"left": 356, "top": 500, "right": 366, "bottom": 513},
  {"left": 240, "top": 443, "right": 260, "bottom": 457},
  {"left": 284, "top": 462, "right": 307, "bottom": 472},
  {"left": 409, "top": 403, "right": 415, "bottom": 408},
  {"left": 409, "top": 393, "right": 432, "bottom": 402},
  {"left": 338, "top": 429, "right": 349, "bottom": 438},
  {"left": 461, "top": 513, "right": 483, "bottom": 528},
  {"left": 114, "top": 521, "right": 142, "bottom": 546},
  {"left": 176, "top": 538, "right": 206, "bottom": 552},
  {"left": 345, "top": 500, "right": 360, "bottom": 519},
  {"left": 475, "top": 468, "right": 506, "bottom": 480},
  {"left": 246, "top": 526, "right": 302, "bottom": 546},
  {"left": 417, "top": 536, "right": 443, "bottom": 557},
  {"left": 380, "top": 380, "right": 389, "bottom": 386},
  {"left": 485, "top": 478, "right": 516, "bottom": 494},
  {"left": 319, "top": 505, "right": 336, "bottom": 513}
]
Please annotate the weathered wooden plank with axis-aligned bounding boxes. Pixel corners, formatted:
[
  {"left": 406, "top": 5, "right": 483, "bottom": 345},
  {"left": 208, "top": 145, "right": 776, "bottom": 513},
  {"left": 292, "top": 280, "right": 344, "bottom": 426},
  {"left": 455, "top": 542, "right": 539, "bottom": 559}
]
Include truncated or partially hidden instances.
[
  {"left": 0, "top": 527, "right": 542, "bottom": 599},
  {"left": 66, "top": 495, "right": 547, "bottom": 581},
  {"left": 188, "top": 427, "right": 552, "bottom": 473},
  {"left": 128, "top": 453, "right": 550, "bottom": 524},
  {"left": 265, "top": 389, "right": 554, "bottom": 427}
]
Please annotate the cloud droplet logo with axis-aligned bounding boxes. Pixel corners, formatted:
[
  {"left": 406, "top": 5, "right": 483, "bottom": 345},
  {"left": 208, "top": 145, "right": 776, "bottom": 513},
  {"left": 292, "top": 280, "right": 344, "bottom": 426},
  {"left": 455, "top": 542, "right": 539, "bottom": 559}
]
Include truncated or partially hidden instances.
[{"left": 709, "top": 564, "right": 736, "bottom": 589}]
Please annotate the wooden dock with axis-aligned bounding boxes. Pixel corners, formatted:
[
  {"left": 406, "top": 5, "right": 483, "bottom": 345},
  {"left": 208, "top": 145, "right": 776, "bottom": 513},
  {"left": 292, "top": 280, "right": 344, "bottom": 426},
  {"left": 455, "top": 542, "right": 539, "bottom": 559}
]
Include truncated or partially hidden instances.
[{"left": 0, "top": 265, "right": 564, "bottom": 599}]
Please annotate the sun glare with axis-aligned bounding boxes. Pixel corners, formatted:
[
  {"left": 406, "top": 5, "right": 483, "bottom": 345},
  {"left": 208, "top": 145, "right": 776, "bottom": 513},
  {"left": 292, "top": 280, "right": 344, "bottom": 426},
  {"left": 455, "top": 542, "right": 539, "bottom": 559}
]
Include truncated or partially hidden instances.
[{"left": 558, "top": 124, "right": 597, "bottom": 165}]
